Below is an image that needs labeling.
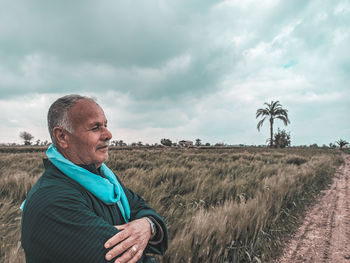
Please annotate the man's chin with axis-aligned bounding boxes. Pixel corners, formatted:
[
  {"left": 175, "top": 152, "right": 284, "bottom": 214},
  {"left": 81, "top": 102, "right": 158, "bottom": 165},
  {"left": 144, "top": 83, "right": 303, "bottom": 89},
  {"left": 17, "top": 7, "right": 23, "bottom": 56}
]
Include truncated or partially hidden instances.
[
  {"left": 101, "top": 152, "right": 109, "bottom": 163},
  {"left": 93, "top": 153, "right": 109, "bottom": 167}
]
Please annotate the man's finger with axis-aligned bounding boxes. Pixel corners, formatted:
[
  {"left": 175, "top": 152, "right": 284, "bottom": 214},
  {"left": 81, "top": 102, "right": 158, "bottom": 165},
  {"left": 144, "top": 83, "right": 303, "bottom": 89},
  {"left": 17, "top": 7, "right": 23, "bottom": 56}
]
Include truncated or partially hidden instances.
[
  {"left": 104, "top": 229, "right": 129, "bottom": 249},
  {"left": 105, "top": 237, "right": 135, "bottom": 261},
  {"left": 127, "top": 250, "right": 144, "bottom": 263},
  {"left": 114, "top": 224, "right": 127, "bottom": 231},
  {"left": 112, "top": 245, "right": 142, "bottom": 263}
]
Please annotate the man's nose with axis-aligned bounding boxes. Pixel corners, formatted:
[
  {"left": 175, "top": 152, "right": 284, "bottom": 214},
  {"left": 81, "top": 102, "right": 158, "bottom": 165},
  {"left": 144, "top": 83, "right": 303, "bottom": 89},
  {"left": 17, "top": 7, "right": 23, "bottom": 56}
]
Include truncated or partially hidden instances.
[{"left": 102, "top": 127, "right": 112, "bottom": 141}]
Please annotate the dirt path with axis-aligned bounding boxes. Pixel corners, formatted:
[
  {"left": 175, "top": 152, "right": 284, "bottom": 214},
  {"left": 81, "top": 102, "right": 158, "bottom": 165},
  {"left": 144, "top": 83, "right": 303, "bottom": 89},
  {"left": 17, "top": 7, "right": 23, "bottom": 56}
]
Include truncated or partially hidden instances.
[{"left": 276, "top": 154, "right": 350, "bottom": 263}]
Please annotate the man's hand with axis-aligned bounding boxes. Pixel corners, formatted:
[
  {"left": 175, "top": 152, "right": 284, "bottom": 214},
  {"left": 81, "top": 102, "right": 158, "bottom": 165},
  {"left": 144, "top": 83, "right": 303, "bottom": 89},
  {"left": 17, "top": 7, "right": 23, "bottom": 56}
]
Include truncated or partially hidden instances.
[{"left": 104, "top": 218, "right": 151, "bottom": 263}]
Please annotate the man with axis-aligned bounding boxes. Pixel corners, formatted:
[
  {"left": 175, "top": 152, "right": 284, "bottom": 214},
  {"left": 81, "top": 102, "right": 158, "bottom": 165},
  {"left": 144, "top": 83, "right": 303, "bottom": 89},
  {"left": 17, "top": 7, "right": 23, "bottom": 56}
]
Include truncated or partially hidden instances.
[{"left": 21, "top": 95, "right": 168, "bottom": 263}]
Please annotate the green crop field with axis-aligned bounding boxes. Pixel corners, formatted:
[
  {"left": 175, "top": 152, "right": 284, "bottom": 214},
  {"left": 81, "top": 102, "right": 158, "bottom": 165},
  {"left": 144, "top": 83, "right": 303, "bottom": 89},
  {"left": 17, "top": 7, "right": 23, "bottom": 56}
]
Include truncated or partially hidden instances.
[{"left": 0, "top": 147, "right": 344, "bottom": 263}]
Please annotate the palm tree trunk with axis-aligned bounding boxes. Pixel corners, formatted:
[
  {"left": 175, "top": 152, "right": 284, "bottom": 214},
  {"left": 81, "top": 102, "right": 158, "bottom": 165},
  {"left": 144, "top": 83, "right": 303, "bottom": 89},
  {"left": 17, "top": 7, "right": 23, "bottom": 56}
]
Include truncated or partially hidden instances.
[{"left": 270, "top": 118, "right": 273, "bottom": 147}]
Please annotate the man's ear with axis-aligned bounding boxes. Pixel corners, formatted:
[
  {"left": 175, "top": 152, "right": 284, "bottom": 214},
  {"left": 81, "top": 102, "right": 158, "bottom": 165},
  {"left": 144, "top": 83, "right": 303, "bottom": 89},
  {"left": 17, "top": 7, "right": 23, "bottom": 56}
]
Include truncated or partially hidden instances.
[{"left": 52, "top": 127, "right": 69, "bottom": 149}]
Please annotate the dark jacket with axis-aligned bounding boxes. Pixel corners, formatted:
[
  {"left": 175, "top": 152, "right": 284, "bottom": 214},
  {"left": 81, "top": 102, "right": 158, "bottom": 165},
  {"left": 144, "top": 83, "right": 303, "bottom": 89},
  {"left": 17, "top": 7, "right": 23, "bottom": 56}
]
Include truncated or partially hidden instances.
[{"left": 21, "top": 159, "right": 168, "bottom": 263}]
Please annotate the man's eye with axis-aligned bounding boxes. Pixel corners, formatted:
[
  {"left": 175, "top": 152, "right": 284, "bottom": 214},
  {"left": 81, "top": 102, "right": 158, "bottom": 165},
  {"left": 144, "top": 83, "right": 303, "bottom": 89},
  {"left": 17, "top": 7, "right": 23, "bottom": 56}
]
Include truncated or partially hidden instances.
[{"left": 92, "top": 126, "right": 99, "bottom": 131}]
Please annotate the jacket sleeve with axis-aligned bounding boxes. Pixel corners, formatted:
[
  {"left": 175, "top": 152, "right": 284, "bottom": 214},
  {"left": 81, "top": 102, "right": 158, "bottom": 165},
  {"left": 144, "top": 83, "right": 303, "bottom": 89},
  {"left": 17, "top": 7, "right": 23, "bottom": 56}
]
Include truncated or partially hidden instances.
[
  {"left": 121, "top": 183, "right": 168, "bottom": 255},
  {"left": 21, "top": 186, "right": 119, "bottom": 263}
]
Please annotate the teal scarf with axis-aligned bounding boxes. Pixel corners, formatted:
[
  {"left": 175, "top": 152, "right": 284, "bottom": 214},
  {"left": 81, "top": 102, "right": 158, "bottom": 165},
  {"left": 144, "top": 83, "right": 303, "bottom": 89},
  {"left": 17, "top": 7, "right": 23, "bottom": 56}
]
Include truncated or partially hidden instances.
[{"left": 21, "top": 145, "right": 130, "bottom": 223}]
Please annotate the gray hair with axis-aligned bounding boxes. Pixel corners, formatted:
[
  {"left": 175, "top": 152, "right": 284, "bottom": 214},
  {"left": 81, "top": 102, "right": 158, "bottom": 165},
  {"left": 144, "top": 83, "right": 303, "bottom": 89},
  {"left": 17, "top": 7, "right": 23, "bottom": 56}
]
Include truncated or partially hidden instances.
[{"left": 47, "top": 94, "right": 96, "bottom": 145}]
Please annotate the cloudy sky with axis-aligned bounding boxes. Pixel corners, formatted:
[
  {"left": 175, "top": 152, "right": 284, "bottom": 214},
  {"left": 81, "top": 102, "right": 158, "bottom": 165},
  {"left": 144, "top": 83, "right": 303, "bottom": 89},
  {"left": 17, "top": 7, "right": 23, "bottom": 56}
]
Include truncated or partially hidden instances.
[{"left": 0, "top": 0, "right": 349, "bottom": 146}]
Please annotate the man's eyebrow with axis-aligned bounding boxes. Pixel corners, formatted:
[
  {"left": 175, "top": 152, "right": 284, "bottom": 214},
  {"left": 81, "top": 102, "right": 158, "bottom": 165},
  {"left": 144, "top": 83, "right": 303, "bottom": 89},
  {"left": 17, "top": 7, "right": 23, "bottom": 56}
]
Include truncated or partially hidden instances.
[{"left": 88, "top": 121, "right": 107, "bottom": 127}]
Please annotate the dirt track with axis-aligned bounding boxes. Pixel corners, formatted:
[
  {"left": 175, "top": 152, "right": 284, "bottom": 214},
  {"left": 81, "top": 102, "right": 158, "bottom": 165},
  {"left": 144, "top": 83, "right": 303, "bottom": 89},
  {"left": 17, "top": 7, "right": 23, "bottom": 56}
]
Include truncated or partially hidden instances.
[{"left": 276, "top": 154, "right": 350, "bottom": 263}]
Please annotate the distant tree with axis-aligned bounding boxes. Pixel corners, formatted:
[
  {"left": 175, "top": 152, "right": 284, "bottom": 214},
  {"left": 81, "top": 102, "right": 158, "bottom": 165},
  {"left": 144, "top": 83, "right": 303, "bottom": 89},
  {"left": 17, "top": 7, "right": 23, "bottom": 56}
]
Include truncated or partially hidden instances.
[
  {"left": 205, "top": 142, "right": 210, "bottom": 146},
  {"left": 273, "top": 129, "right": 291, "bottom": 148},
  {"left": 131, "top": 142, "right": 137, "bottom": 147},
  {"left": 20, "top": 131, "right": 34, "bottom": 145},
  {"left": 336, "top": 139, "right": 349, "bottom": 149},
  {"left": 35, "top": 139, "right": 41, "bottom": 146},
  {"left": 195, "top": 138, "right": 201, "bottom": 146},
  {"left": 256, "top": 101, "right": 290, "bottom": 147},
  {"left": 137, "top": 141, "right": 143, "bottom": 147},
  {"left": 329, "top": 142, "right": 336, "bottom": 149},
  {"left": 118, "top": 140, "right": 126, "bottom": 147},
  {"left": 111, "top": 140, "right": 126, "bottom": 147},
  {"left": 41, "top": 140, "right": 50, "bottom": 146},
  {"left": 309, "top": 143, "right": 318, "bottom": 148},
  {"left": 160, "top": 138, "right": 172, "bottom": 147}
]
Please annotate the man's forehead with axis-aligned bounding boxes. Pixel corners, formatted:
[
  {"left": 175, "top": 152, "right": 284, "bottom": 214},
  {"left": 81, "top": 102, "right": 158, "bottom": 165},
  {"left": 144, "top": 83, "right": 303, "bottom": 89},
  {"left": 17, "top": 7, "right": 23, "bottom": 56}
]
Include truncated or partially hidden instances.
[
  {"left": 73, "top": 99, "right": 102, "bottom": 112},
  {"left": 69, "top": 99, "right": 106, "bottom": 123}
]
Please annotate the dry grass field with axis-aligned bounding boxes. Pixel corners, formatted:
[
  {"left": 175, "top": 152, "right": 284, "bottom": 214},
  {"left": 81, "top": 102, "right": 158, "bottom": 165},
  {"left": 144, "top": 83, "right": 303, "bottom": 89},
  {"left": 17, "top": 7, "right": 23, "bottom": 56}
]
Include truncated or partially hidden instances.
[{"left": 0, "top": 147, "right": 344, "bottom": 263}]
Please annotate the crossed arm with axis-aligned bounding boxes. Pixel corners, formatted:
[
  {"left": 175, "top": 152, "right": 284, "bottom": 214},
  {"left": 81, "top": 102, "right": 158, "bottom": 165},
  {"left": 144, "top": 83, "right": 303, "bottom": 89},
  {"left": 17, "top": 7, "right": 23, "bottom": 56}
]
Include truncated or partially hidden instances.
[
  {"left": 104, "top": 185, "right": 166, "bottom": 262},
  {"left": 104, "top": 218, "right": 152, "bottom": 262},
  {"left": 22, "top": 185, "right": 168, "bottom": 263}
]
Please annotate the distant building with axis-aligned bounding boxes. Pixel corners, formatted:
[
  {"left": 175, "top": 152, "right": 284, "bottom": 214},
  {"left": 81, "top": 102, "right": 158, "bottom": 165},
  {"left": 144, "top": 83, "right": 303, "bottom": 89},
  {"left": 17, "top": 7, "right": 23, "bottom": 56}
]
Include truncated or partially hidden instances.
[{"left": 178, "top": 140, "right": 193, "bottom": 147}]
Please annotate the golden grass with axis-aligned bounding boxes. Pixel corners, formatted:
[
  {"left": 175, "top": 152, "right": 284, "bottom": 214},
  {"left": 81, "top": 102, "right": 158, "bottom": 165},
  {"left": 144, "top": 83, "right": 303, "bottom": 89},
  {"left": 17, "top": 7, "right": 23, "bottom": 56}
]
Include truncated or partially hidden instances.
[{"left": 0, "top": 147, "right": 344, "bottom": 262}]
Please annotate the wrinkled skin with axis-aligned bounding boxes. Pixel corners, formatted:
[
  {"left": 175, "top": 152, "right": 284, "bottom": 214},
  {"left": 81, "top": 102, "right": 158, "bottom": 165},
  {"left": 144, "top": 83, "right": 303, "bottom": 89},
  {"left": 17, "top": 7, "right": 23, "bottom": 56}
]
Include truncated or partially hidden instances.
[{"left": 105, "top": 218, "right": 151, "bottom": 263}]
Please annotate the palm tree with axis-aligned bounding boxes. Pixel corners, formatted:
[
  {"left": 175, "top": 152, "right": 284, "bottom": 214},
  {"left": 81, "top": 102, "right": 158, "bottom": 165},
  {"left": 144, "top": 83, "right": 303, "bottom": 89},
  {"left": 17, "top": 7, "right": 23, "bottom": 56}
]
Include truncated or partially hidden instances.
[
  {"left": 336, "top": 139, "right": 349, "bottom": 149},
  {"left": 256, "top": 101, "right": 290, "bottom": 147}
]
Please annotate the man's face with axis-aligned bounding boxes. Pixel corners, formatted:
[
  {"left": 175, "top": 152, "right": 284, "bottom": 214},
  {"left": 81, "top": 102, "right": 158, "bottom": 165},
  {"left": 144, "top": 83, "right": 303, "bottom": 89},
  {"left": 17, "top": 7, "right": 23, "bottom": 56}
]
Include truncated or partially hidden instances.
[{"left": 63, "top": 99, "right": 112, "bottom": 168}]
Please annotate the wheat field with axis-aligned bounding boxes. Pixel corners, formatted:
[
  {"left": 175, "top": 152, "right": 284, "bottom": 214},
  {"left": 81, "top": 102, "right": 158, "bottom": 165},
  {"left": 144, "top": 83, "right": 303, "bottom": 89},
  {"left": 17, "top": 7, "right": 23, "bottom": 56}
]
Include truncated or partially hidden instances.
[{"left": 0, "top": 147, "right": 344, "bottom": 262}]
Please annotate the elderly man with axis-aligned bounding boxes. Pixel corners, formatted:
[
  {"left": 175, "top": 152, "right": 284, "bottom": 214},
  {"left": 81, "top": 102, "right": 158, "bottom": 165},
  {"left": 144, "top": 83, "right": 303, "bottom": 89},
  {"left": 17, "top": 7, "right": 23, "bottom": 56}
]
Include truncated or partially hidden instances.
[{"left": 21, "top": 95, "right": 168, "bottom": 263}]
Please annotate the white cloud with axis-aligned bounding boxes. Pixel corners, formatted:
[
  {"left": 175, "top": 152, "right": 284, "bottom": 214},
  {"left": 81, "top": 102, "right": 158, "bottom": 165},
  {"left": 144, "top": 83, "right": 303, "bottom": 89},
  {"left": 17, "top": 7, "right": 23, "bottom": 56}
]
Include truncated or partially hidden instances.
[
  {"left": 292, "top": 91, "right": 343, "bottom": 103},
  {"left": 0, "top": 94, "right": 54, "bottom": 143},
  {"left": 216, "top": 0, "right": 278, "bottom": 10},
  {"left": 334, "top": 2, "right": 350, "bottom": 15},
  {"left": 0, "top": 0, "right": 349, "bottom": 146}
]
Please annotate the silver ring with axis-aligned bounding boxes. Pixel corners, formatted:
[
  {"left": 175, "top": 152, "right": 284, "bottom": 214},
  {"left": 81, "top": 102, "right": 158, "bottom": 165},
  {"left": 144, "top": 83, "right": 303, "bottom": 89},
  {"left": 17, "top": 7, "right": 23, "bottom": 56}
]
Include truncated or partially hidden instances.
[{"left": 132, "top": 246, "right": 137, "bottom": 253}]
